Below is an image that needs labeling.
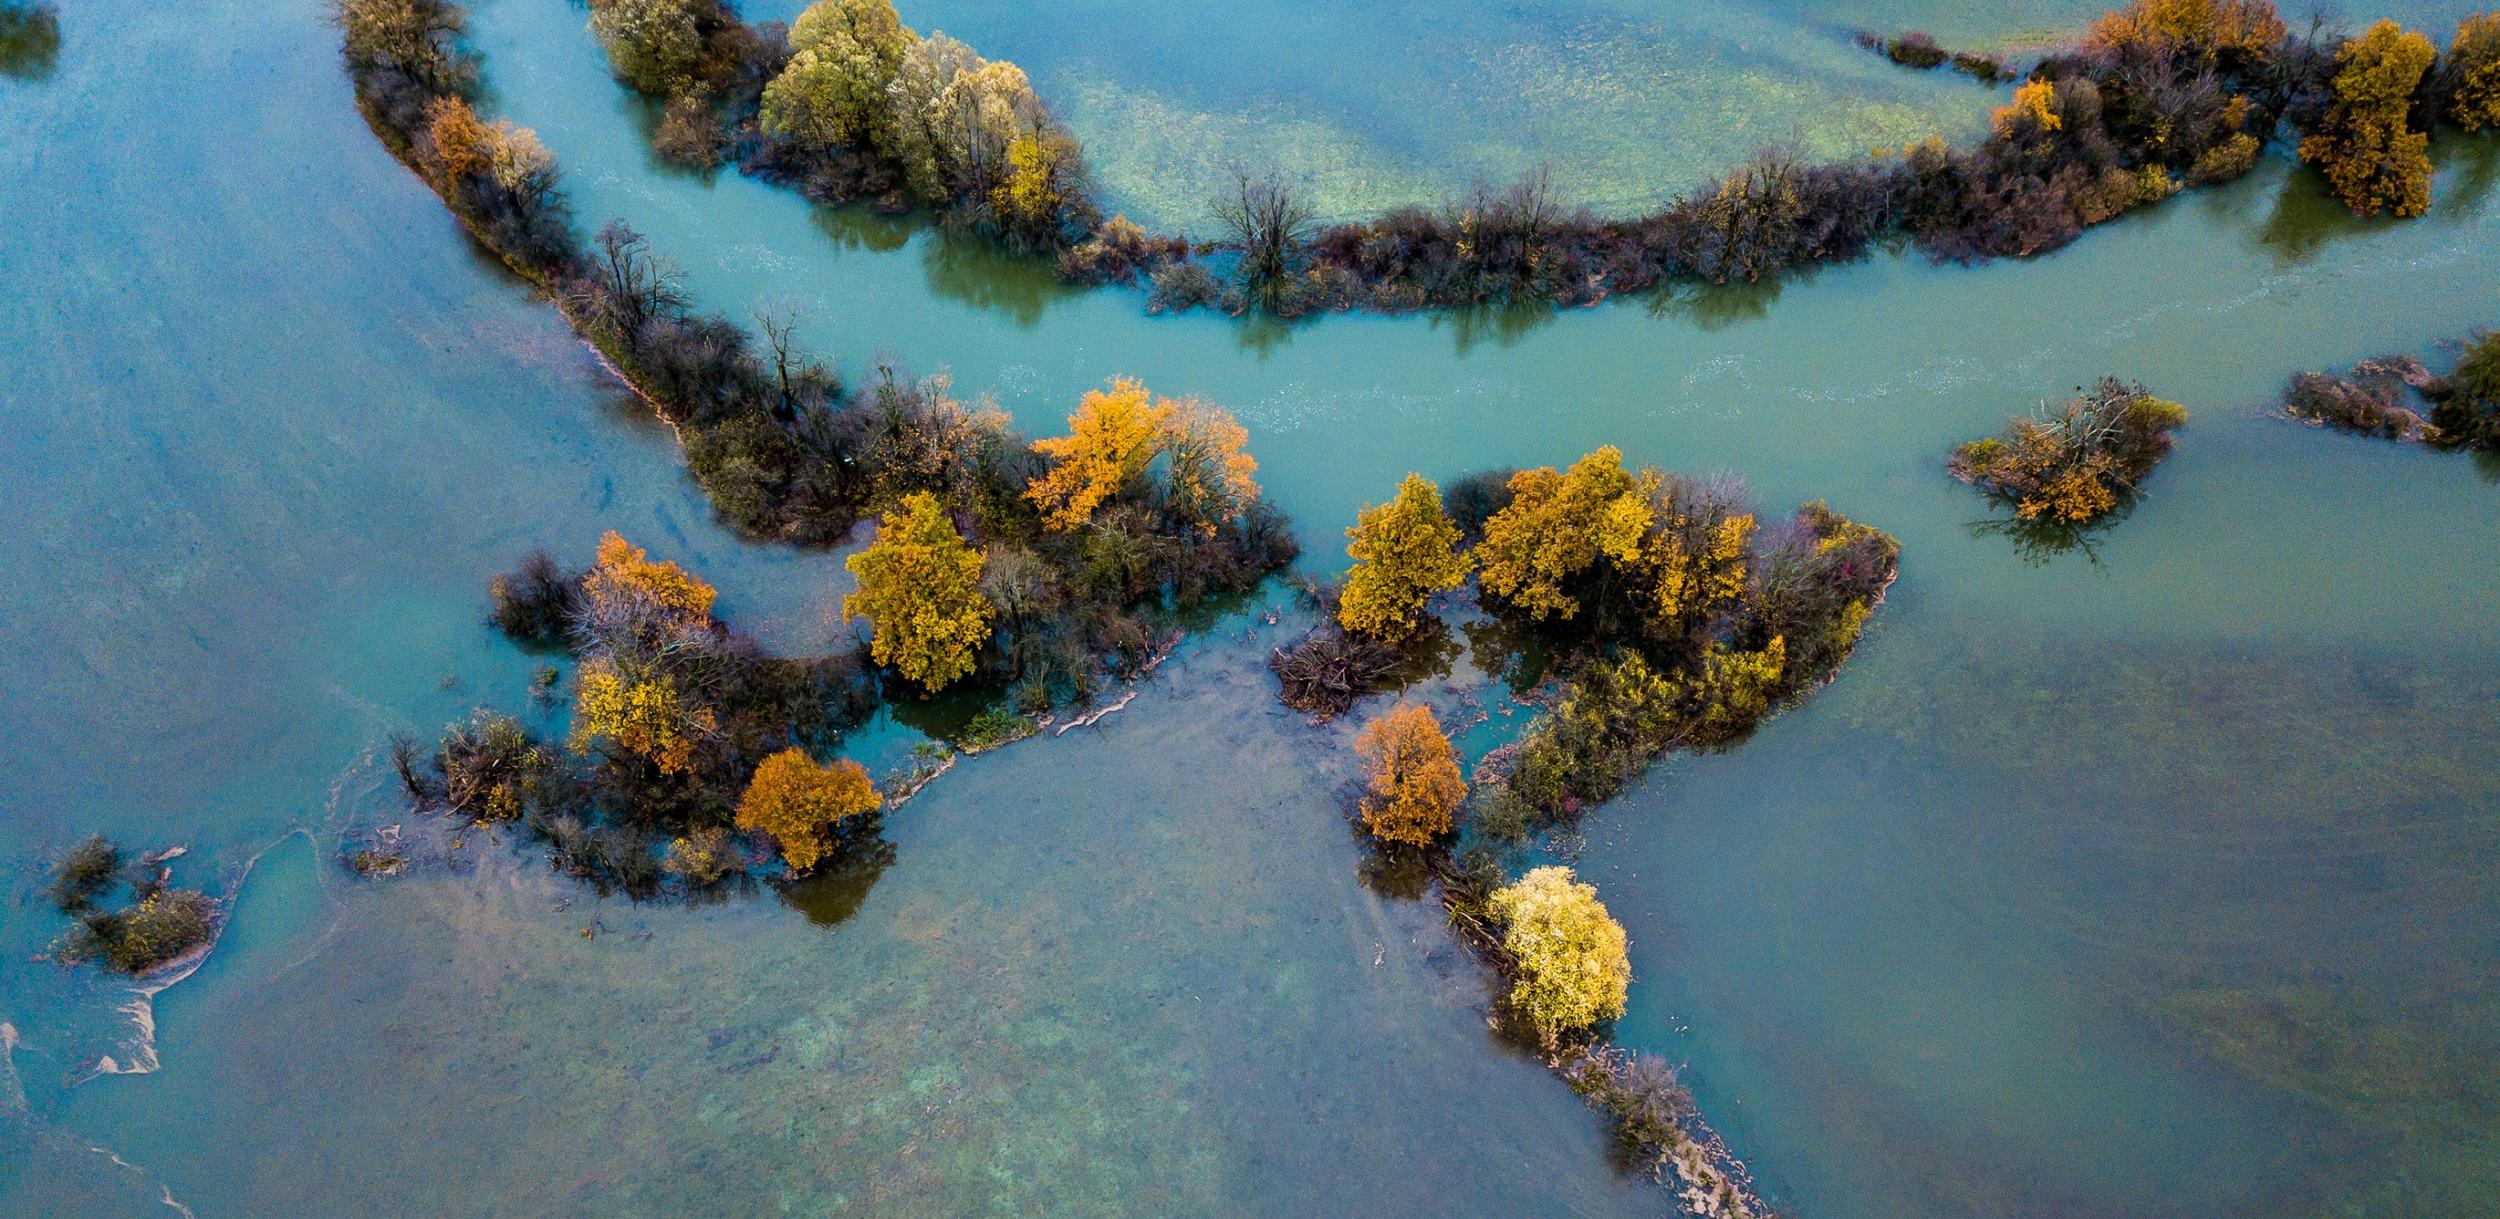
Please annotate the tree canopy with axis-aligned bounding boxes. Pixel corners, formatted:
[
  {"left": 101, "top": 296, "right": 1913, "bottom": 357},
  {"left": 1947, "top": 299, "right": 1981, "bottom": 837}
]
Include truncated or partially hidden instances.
[
  {"left": 1491, "top": 866, "right": 1632, "bottom": 1043},
  {"left": 1354, "top": 704, "right": 1466, "bottom": 846},
  {"left": 735, "top": 747, "right": 879, "bottom": 873},
  {"left": 1339, "top": 473, "right": 1469, "bottom": 639},
  {"left": 844, "top": 491, "right": 995, "bottom": 690}
]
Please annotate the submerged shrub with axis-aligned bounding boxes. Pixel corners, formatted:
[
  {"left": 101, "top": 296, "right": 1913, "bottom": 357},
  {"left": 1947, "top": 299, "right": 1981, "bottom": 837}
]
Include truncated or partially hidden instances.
[
  {"left": 1886, "top": 32, "right": 1949, "bottom": 70},
  {"left": 1950, "top": 378, "right": 2188, "bottom": 523},
  {"left": 2430, "top": 330, "right": 2500, "bottom": 449},
  {"left": 1270, "top": 624, "right": 1398, "bottom": 719},
  {"left": 734, "top": 748, "right": 879, "bottom": 873},
  {"left": 1354, "top": 703, "right": 1466, "bottom": 847},
  {"left": 1490, "top": 866, "right": 1631, "bottom": 1044},
  {"left": 48, "top": 840, "right": 222, "bottom": 977},
  {"left": 48, "top": 835, "right": 122, "bottom": 914},
  {"left": 662, "top": 825, "right": 741, "bottom": 886},
  {"left": 2283, "top": 367, "right": 2429, "bottom": 439},
  {"left": 490, "top": 549, "right": 578, "bottom": 642}
]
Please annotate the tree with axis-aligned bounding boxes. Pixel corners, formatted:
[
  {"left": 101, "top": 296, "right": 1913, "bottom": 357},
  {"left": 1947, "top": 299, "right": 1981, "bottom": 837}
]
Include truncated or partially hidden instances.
[
  {"left": 1354, "top": 704, "right": 1465, "bottom": 846},
  {"left": 1490, "top": 866, "right": 1631, "bottom": 1044},
  {"left": 2447, "top": 13, "right": 2500, "bottom": 133},
  {"left": 844, "top": 492, "right": 994, "bottom": 690},
  {"left": 1158, "top": 396, "right": 1260, "bottom": 533},
  {"left": 573, "top": 222, "right": 686, "bottom": 355},
  {"left": 2083, "top": 0, "right": 2287, "bottom": 65},
  {"left": 583, "top": 530, "right": 718, "bottom": 622},
  {"left": 991, "top": 129, "right": 1086, "bottom": 245},
  {"left": 587, "top": 0, "right": 704, "bottom": 98},
  {"left": 333, "top": 0, "right": 471, "bottom": 94},
  {"left": 1214, "top": 167, "right": 1314, "bottom": 313},
  {"left": 1339, "top": 473, "right": 1469, "bottom": 639},
  {"left": 1026, "top": 377, "right": 1170, "bottom": 530},
  {"left": 760, "top": 0, "right": 915, "bottom": 155},
  {"left": 1473, "top": 447, "right": 1654, "bottom": 620},
  {"left": 571, "top": 661, "right": 714, "bottom": 775},
  {"left": 735, "top": 747, "right": 879, "bottom": 873},
  {"left": 2300, "top": 20, "right": 2436, "bottom": 218},
  {"left": 1630, "top": 480, "right": 1754, "bottom": 641}
]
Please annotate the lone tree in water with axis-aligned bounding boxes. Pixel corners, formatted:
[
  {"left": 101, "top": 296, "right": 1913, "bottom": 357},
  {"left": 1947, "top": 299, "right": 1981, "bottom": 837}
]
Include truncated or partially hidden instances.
[
  {"left": 735, "top": 748, "right": 880, "bottom": 873},
  {"left": 1490, "top": 866, "right": 1631, "bottom": 1045},
  {"left": 1354, "top": 704, "right": 1466, "bottom": 847},
  {"left": 2300, "top": 20, "right": 2437, "bottom": 218},
  {"left": 1339, "top": 473, "right": 1469, "bottom": 640},
  {"left": 1214, "top": 167, "right": 1314, "bottom": 313},
  {"left": 844, "top": 491, "right": 995, "bottom": 691}
]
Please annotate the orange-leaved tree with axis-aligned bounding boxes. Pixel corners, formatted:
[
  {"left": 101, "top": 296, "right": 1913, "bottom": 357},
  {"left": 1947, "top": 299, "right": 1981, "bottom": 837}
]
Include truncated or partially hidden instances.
[
  {"left": 570, "top": 662, "right": 715, "bottom": 775},
  {"left": 584, "top": 529, "right": 718, "bottom": 621},
  {"left": 1024, "top": 376, "right": 1171, "bottom": 530},
  {"left": 843, "top": 492, "right": 994, "bottom": 691},
  {"left": 2448, "top": 13, "right": 2500, "bottom": 133},
  {"left": 735, "top": 748, "right": 880, "bottom": 873},
  {"left": 1354, "top": 703, "right": 1466, "bottom": 847},
  {"left": 1339, "top": 473, "right": 1469, "bottom": 639}
]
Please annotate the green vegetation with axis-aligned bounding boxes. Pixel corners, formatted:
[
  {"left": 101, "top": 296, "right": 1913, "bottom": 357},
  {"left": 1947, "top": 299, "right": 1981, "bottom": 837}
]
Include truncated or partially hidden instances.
[
  {"left": 1951, "top": 378, "right": 2188, "bottom": 525},
  {"left": 47, "top": 838, "right": 222, "bottom": 976}
]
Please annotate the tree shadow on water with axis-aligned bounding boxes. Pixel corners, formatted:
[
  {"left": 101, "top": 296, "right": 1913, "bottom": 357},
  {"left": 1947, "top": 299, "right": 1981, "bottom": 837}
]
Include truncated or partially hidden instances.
[
  {"left": 1967, "top": 504, "right": 2126, "bottom": 567},
  {"left": 774, "top": 829, "right": 898, "bottom": 928}
]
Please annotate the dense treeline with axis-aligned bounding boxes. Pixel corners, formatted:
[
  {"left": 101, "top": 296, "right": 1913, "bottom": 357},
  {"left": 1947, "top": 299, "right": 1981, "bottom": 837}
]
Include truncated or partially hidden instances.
[
  {"left": 563, "top": 0, "right": 2500, "bottom": 320},
  {"left": 2283, "top": 329, "right": 2500, "bottom": 449}
]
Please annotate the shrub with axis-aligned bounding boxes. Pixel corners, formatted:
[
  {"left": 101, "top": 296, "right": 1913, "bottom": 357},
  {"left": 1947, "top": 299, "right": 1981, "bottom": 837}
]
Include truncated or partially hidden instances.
[
  {"left": 1489, "top": 866, "right": 1631, "bottom": 1044},
  {"left": 2084, "top": 0, "right": 2288, "bottom": 67},
  {"left": 48, "top": 835, "right": 122, "bottom": 913},
  {"left": 662, "top": 824, "right": 741, "bottom": 885},
  {"left": 1354, "top": 704, "right": 1465, "bottom": 846},
  {"left": 0, "top": 3, "right": 61, "bottom": 81},
  {"left": 490, "top": 549, "right": 578, "bottom": 642},
  {"left": 1340, "top": 473, "right": 1470, "bottom": 640},
  {"left": 1057, "top": 215, "right": 1188, "bottom": 285},
  {"left": 1565, "top": 1048, "right": 1698, "bottom": 1166},
  {"left": 1270, "top": 624, "right": 1398, "bottom": 719},
  {"left": 734, "top": 748, "right": 879, "bottom": 872},
  {"left": 436, "top": 709, "right": 557, "bottom": 819},
  {"left": 1950, "top": 378, "right": 2188, "bottom": 522},
  {"left": 1146, "top": 262, "right": 1232, "bottom": 314},
  {"left": 2282, "top": 368, "right": 2428, "bottom": 439},
  {"left": 2430, "top": 330, "right": 2500, "bottom": 449},
  {"left": 1886, "top": 32, "right": 1949, "bottom": 70},
  {"left": 653, "top": 94, "right": 728, "bottom": 169},
  {"left": 2299, "top": 21, "right": 2436, "bottom": 218}
]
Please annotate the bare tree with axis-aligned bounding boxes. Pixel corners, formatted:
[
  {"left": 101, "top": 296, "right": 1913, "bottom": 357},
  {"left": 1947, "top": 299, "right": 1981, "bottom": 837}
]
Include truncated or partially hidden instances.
[
  {"left": 1213, "top": 166, "right": 1315, "bottom": 313},
  {"left": 572, "top": 222, "right": 684, "bottom": 354}
]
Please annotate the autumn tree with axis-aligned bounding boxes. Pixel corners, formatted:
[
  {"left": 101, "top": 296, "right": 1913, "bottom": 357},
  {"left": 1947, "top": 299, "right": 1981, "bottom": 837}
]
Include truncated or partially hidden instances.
[
  {"left": 1339, "top": 473, "right": 1469, "bottom": 639},
  {"left": 1630, "top": 479, "right": 1754, "bottom": 642},
  {"left": 2447, "top": 13, "right": 2500, "bottom": 132},
  {"left": 584, "top": 530, "right": 718, "bottom": 623},
  {"left": 571, "top": 661, "right": 715, "bottom": 774},
  {"left": 844, "top": 492, "right": 994, "bottom": 690},
  {"left": 1214, "top": 167, "right": 1314, "bottom": 312},
  {"left": 1473, "top": 446, "right": 1654, "bottom": 621},
  {"left": 1026, "top": 377, "right": 1170, "bottom": 530},
  {"left": 760, "top": 0, "right": 915, "bottom": 155},
  {"left": 1490, "top": 866, "right": 1632, "bottom": 1044},
  {"left": 1354, "top": 704, "right": 1465, "bottom": 847},
  {"left": 735, "top": 747, "right": 880, "bottom": 873},
  {"left": 2083, "top": 0, "right": 2287, "bottom": 65},
  {"left": 334, "top": 0, "right": 472, "bottom": 95},
  {"left": 1158, "top": 396, "right": 1260, "bottom": 533},
  {"left": 2300, "top": 20, "right": 2436, "bottom": 218},
  {"left": 587, "top": 0, "right": 704, "bottom": 97}
]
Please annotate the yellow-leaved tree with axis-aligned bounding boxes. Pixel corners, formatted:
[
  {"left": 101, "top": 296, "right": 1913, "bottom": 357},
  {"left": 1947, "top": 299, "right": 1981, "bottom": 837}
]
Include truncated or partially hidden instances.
[
  {"left": 844, "top": 492, "right": 994, "bottom": 691},
  {"left": 2446, "top": 13, "right": 2500, "bottom": 133},
  {"left": 735, "top": 748, "right": 880, "bottom": 873},
  {"left": 1339, "top": 473, "right": 1469, "bottom": 639},
  {"left": 1024, "top": 377, "right": 1171, "bottom": 530},
  {"left": 1354, "top": 703, "right": 1466, "bottom": 847},
  {"left": 571, "top": 662, "right": 714, "bottom": 775},
  {"left": 1474, "top": 447, "right": 1655, "bottom": 620},
  {"left": 2083, "top": 0, "right": 2287, "bottom": 63},
  {"left": 1631, "top": 493, "right": 1754, "bottom": 639},
  {"left": 2299, "top": 20, "right": 2436, "bottom": 218},
  {"left": 1490, "top": 866, "right": 1631, "bottom": 1045},
  {"left": 1159, "top": 395, "right": 1260, "bottom": 533}
]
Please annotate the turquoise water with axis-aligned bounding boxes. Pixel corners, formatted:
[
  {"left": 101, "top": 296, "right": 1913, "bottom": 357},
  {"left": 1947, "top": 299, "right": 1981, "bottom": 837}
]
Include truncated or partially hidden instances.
[{"left": 4, "top": 0, "right": 2499, "bottom": 1215}]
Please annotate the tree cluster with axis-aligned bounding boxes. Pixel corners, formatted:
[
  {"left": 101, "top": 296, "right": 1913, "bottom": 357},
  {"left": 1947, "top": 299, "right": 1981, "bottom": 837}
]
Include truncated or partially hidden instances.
[
  {"left": 1950, "top": 378, "right": 2189, "bottom": 524},
  {"left": 2283, "top": 330, "right": 2500, "bottom": 450}
]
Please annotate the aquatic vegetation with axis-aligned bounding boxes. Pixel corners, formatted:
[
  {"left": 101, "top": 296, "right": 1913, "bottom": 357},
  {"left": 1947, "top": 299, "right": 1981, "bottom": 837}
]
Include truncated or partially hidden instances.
[
  {"left": 1487, "top": 866, "right": 1632, "bottom": 1044},
  {"left": 1353, "top": 703, "right": 1466, "bottom": 847},
  {"left": 1951, "top": 377, "right": 2187, "bottom": 524},
  {"left": 45, "top": 839, "right": 222, "bottom": 976},
  {"left": 1339, "top": 474, "right": 1471, "bottom": 641},
  {"left": 2298, "top": 20, "right": 2436, "bottom": 218},
  {"left": 734, "top": 748, "right": 881, "bottom": 874},
  {"left": 2282, "top": 330, "right": 2500, "bottom": 451},
  {"left": 1269, "top": 619, "right": 1401, "bottom": 719}
]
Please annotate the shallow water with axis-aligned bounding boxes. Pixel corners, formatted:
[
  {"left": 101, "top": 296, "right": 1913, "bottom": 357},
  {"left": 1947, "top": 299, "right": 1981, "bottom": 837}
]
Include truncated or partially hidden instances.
[{"left": 4, "top": 0, "right": 2499, "bottom": 1216}]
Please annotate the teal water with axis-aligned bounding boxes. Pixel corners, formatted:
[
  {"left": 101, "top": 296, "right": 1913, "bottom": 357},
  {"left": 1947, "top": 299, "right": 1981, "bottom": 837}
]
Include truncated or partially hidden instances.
[{"left": 4, "top": 0, "right": 2499, "bottom": 1215}]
